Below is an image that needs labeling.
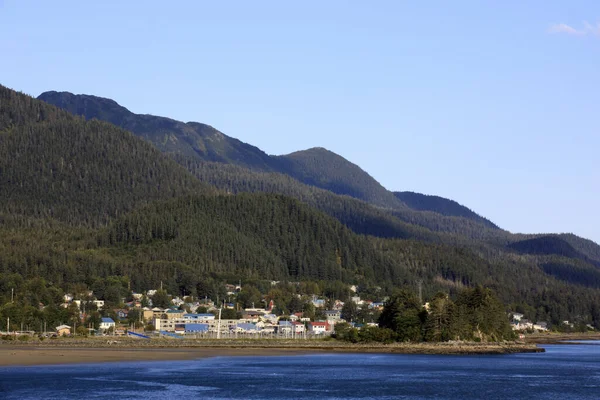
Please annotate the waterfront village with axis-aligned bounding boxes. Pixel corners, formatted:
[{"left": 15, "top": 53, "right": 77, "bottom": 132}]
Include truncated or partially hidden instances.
[
  {"left": 54, "top": 282, "right": 385, "bottom": 339},
  {"left": 1, "top": 280, "right": 562, "bottom": 339}
]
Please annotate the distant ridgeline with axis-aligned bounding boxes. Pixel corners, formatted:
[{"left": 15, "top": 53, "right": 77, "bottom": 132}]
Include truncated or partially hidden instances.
[{"left": 0, "top": 84, "right": 599, "bottom": 332}]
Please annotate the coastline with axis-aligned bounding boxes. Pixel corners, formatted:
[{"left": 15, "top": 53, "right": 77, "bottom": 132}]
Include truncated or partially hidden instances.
[
  {"left": 525, "top": 332, "right": 600, "bottom": 345},
  {"left": 0, "top": 338, "right": 542, "bottom": 366}
]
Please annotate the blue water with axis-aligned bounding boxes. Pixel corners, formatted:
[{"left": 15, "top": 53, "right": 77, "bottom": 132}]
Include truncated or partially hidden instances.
[{"left": 1, "top": 344, "right": 600, "bottom": 399}]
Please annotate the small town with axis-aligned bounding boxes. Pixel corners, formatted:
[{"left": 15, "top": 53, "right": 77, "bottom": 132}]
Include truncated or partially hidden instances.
[
  {"left": 1, "top": 281, "right": 388, "bottom": 339},
  {"left": 1, "top": 279, "right": 573, "bottom": 341}
]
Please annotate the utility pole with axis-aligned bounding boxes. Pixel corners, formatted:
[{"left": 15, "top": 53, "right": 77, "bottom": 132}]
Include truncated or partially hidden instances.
[
  {"left": 11, "top": 288, "right": 14, "bottom": 302},
  {"left": 217, "top": 308, "right": 222, "bottom": 339},
  {"left": 7, "top": 317, "right": 9, "bottom": 334}
]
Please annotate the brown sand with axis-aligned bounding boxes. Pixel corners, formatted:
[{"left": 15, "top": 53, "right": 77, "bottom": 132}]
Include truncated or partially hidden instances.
[
  {"left": 0, "top": 338, "right": 542, "bottom": 366},
  {"left": 0, "top": 347, "right": 306, "bottom": 366},
  {"left": 525, "top": 332, "right": 600, "bottom": 344}
]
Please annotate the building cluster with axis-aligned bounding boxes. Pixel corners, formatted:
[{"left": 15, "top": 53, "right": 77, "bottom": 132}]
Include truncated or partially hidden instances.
[
  {"left": 510, "top": 313, "right": 548, "bottom": 332},
  {"left": 53, "top": 284, "right": 385, "bottom": 338}
]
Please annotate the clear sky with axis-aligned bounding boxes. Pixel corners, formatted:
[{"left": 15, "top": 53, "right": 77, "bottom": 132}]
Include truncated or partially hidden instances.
[{"left": 1, "top": 1, "right": 598, "bottom": 243}]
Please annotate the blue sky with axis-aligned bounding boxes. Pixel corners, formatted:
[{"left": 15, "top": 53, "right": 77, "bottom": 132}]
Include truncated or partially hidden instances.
[{"left": 1, "top": 1, "right": 599, "bottom": 243}]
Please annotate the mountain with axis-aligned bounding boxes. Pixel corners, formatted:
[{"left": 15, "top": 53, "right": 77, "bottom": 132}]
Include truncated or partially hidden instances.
[
  {"left": 1, "top": 85, "right": 213, "bottom": 226},
  {"left": 38, "top": 91, "right": 505, "bottom": 238},
  {"left": 38, "top": 90, "right": 600, "bottom": 254},
  {"left": 508, "top": 236, "right": 600, "bottom": 269},
  {"left": 37, "top": 91, "right": 280, "bottom": 172},
  {"left": 38, "top": 91, "right": 405, "bottom": 210},
  {"left": 0, "top": 84, "right": 599, "bottom": 328},
  {"left": 276, "top": 147, "right": 407, "bottom": 210},
  {"left": 394, "top": 192, "right": 498, "bottom": 229}
]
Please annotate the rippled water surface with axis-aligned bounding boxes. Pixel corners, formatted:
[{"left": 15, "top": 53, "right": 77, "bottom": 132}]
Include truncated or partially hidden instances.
[{"left": 1, "top": 343, "right": 600, "bottom": 399}]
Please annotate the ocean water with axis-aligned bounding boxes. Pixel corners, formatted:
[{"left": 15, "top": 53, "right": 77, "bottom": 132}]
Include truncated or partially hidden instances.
[{"left": 1, "top": 343, "right": 600, "bottom": 399}]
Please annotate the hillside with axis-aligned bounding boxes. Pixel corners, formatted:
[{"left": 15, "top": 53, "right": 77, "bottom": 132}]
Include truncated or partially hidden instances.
[
  {"left": 2, "top": 191, "right": 600, "bottom": 327},
  {"left": 0, "top": 85, "right": 213, "bottom": 226},
  {"left": 37, "top": 91, "right": 280, "bottom": 172},
  {"left": 38, "top": 91, "right": 406, "bottom": 210},
  {"left": 0, "top": 84, "right": 597, "bottom": 328},
  {"left": 43, "top": 90, "right": 600, "bottom": 250},
  {"left": 277, "top": 147, "right": 407, "bottom": 210},
  {"left": 38, "top": 91, "right": 516, "bottom": 238},
  {"left": 394, "top": 191, "right": 498, "bottom": 229}
]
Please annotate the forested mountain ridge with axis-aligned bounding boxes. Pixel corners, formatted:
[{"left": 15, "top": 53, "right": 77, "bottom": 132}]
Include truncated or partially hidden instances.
[
  {"left": 277, "top": 147, "right": 407, "bottom": 210},
  {"left": 37, "top": 89, "right": 600, "bottom": 256},
  {"left": 38, "top": 91, "right": 407, "bottom": 210},
  {"left": 394, "top": 191, "right": 498, "bottom": 229},
  {"left": 1, "top": 85, "right": 215, "bottom": 226},
  {"left": 38, "top": 90, "right": 509, "bottom": 239},
  {"left": 37, "top": 91, "right": 281, "bottom": 172}
]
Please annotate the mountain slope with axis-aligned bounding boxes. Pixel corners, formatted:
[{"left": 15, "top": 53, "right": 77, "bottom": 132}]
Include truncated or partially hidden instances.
[
  {"left": 277, "top": 147, "right": 407, "bottom": 210},
  {"left": 38, "top": 92, "right": 410, "bottom": 210},
  {"left": 394, "top": 192, "right": 499, "bottom": 229},
  {"left": 98, "top": 193, "right": 411, "bottom": 285},
  {"left": 37, "top": 91, "right": 280, "bottom": 172},
  {"left": 1, "top": 85, "right": 213, "bottom": 226}
]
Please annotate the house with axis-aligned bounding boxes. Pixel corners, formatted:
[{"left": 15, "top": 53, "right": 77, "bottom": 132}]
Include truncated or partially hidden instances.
[
  {"left": 234, "top": 323, "right": 258, "bottom": 333},
  {"left": 324, "top": 310, "right": 342, "bottom": 323},
  {"left": 100, "top": 318, "right": 116, "bottom": 331},
  {"left": 292, "top": 321, "right": 305, "bottom": 334},
  {"left": 512, "top": 313, "right": 524, "bottom": 322},
  {"left": 351, "top": 296, "right": 364, "bottom": 305},
  {"left": 312, "top": 298, "right": 325, "bottom": 308},
  {"left": 308, "top": 322, "right": 329, "bottom": 334},
  {"left": 333, "top": 300, "right": 345, "bottom": 310},
  {"left": 132, "top": 292, "right": 143, "bottom": 300},
  {"left": 533, "top": 322, "right": 548, "bottom": 331},
  {"left": 93, "top": 300, "right": 105, "bottom": 310},
  {"left": 142, "top": 307, "right": 155, "bottom": 321},
  {"left": 278, "top": 320, "right": 293, "bottom": 334},
  {"left": 184, "top": 323, "right": 209, "bottom": 334},
  {"left": 183, "top": 313, "right": 215, "bottom": 322},
  {"left": 241, "top": 310, "right": 264, "bottom": 322},
  {"left": 224, "top": 284, "right": 238, "bottom": 295},
  {"left": 55, "top": 325, "right": 71, "bottom": 336},
  {"left": 165, "top": 309, "right": 185, "bottom": 320},
  {"left": 114, "top": 309, "right": 129, "bottom": 320}
]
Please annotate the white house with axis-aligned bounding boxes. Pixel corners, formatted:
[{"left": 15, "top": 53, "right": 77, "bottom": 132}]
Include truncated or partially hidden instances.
[
  {"left": 99, "top": 318, "right": 115, "bottom": 330},
  {"left": 512, "top": 313, "right": 524, "bottom": 322},
  {"left": 308, "top": 322, "right": 329, "bottom": 334},
  {"left": 292, "top": 321, "right": 305, "bottom": 334},
  {"left": 93, "top": 300, "right": 105, "bottom": 310}
]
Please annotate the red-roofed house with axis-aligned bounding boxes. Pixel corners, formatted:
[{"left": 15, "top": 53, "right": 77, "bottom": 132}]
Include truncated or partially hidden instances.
[{"left": 308, "top": 322, "right": 329, "bottom": 335}]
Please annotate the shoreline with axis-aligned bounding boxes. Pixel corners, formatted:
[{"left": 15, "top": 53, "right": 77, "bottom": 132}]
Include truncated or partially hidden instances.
[
  {"left": 525, "top": 332, "right": 600, "bottom": 345},
  {"left": 0, "top": 339, "right": 542, "bottom": 366}
]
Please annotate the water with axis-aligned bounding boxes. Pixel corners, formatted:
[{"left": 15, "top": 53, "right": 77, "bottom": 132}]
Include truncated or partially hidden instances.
[{"left": 1, "top": 344, "right": 600, "bottom": 399}]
